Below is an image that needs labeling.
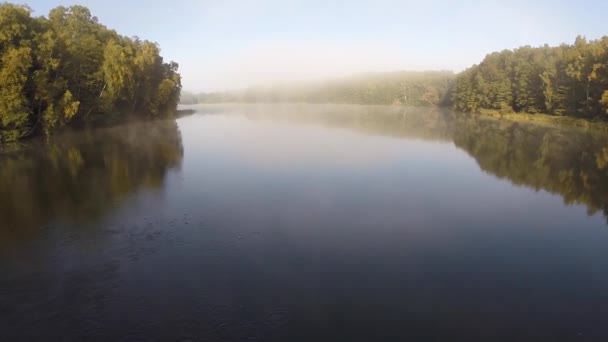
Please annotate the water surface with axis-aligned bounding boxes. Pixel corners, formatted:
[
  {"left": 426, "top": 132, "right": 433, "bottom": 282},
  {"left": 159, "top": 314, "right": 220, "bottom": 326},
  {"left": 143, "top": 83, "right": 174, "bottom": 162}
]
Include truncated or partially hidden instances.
[{"left": 2, "top": 104, "right": 608, "bottom": 341}]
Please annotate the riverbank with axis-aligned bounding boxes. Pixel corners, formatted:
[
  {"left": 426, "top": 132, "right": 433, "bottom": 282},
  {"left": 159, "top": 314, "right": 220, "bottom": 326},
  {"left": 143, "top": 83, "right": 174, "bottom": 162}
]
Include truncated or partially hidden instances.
[
  {"left": 475, "top": 109, "right": 608, "bottom": 132},
  {"left": 0, "top": 110, "right": 191, "bottom": 153}
]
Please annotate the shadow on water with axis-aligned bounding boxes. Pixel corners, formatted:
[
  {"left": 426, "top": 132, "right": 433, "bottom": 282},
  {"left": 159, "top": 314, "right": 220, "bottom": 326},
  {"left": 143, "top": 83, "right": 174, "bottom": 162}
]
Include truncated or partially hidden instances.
[
  {"left": 452, "top": 116, "right": 608, "bottom": 221},
  {"left": 0, "top": 119, "right": 184, "bottom": 243},
  {"left": 0, "top": 119, "right": 184, "bottom": 341},
  {"left": 6, "top": 104, "right": 606, "bottom": 235}
]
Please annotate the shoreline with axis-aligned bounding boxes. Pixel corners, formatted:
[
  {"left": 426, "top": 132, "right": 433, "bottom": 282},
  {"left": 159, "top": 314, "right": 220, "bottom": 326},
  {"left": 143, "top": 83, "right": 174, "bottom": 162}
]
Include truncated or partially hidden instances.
[{"left": 473, "top": 109, "right": 608, "bottom": 132}]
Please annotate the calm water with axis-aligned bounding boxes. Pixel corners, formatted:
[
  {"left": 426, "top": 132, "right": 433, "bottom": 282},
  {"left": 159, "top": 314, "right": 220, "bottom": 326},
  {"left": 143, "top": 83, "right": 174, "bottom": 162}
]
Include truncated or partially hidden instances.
[{"left": 2, "top": 104, "right": 608, "bottom": 341}]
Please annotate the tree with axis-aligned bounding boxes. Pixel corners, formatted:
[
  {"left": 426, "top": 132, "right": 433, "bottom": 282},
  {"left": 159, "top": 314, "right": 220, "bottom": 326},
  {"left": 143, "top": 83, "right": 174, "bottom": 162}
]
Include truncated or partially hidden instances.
[
  {"left": 600, "top": 91, "right": 608, "bottom": 115},
  {"left": 0, "top": 46, "right": 32, "bottom": 141},
  {"left": 0, "top": 3, "right": 181, "bottom": 142},
  {"left": 453, "top": 35, "right": 608, "bottom": 120}
]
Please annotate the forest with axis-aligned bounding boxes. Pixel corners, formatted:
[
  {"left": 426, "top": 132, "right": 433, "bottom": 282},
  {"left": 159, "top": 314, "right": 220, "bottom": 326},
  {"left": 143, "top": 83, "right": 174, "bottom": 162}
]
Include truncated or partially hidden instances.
[
  {"left": 453, "top": 36, "right": 608, "bottom": 119},
  {"left": 0, "top": 4, "right": 182, "bottom": 143},
  {"left": 3, "top": 1, "right": 608, "bottom": 144},
  {"left": 187, "top": 36, "right": 608, "bottom": 124},
  {"left": 183, "top": 71, "right": 455, "bottom": 106}
]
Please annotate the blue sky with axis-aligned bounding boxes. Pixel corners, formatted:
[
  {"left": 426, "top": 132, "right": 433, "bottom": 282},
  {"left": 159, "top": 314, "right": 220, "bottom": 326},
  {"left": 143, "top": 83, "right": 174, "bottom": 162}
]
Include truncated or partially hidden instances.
[{"left": 19, "top": 0, "right": 608, "bottom": 91}]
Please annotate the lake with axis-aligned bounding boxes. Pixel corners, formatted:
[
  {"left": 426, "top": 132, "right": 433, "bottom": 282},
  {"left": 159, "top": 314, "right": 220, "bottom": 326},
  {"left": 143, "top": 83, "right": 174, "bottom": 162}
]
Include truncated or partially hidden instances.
[{"left": 2, "top": 104, "right": 608, "bottom": 341}]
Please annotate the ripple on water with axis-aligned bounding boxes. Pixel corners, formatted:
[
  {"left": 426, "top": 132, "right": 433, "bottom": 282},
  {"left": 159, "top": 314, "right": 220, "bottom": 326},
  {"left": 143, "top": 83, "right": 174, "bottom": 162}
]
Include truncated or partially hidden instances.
[{"left": 205, "top": 304, "right": 290, "bottom": 341}]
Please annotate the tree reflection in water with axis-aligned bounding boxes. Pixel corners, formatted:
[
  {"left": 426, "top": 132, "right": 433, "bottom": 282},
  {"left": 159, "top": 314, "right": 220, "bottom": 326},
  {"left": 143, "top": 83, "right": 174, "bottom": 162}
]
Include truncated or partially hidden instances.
[{"left": 0, "top": 120, "right": 183, "bottom": 241}]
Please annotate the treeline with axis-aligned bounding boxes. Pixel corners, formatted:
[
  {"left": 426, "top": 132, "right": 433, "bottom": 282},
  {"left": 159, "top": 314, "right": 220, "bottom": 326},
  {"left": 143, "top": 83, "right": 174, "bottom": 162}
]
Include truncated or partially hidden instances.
[
  {"left": 0, "top": 4, "right": 181, "bottom": 142},
  {"left": 453, "top": 36, "right": 608, "bottom": 119},
  {"left": 187, "top": 36, "right": 608, "bottom": 122},
  {"left": 183, "top": 71, "right": 454, "bottom": 106}
]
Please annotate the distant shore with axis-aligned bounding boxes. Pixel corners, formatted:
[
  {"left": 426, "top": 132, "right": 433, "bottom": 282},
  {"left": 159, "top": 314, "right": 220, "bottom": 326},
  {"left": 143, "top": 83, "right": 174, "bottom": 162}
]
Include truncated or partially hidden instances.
[{"left": 182, "top": 102, "right": 608, "bottom": 132}]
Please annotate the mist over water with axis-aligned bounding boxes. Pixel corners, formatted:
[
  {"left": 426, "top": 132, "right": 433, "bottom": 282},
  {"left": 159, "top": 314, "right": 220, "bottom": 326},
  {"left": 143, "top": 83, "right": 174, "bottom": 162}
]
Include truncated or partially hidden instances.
[
  {"left": 4, "top": 0, "right": 608, "bottom": 340},
  {"left": 2, "top": 104, "right": 608, "bottom": 341}
]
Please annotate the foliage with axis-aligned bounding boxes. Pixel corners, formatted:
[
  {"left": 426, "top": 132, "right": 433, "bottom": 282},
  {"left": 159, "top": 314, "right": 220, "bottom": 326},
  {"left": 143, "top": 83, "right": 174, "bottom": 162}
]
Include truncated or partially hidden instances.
[
  {"left": 0, "top": 3, "right": 181, "bottom": 142},
  {"left": 453, "top": 36, "right": 608, "bottom": 119}
]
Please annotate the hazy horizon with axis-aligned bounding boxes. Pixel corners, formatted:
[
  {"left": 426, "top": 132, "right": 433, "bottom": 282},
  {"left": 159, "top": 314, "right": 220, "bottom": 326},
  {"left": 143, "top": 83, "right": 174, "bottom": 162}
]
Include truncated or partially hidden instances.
[{"left": 19, "top": 0, "right": 608, "bottom": 92}]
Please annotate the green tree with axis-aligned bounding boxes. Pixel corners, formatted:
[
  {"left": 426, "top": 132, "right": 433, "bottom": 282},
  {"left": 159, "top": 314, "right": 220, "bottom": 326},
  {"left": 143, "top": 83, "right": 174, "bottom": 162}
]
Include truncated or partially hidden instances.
[
  {"left": 453, "top": 35, "right": 608, "bottom": 120},
  {"left": 0, "top": 3, "right": 181, "bottom": 142},
  {"left": 0, "top": 46, "right": 32, "bottom": 141}
]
